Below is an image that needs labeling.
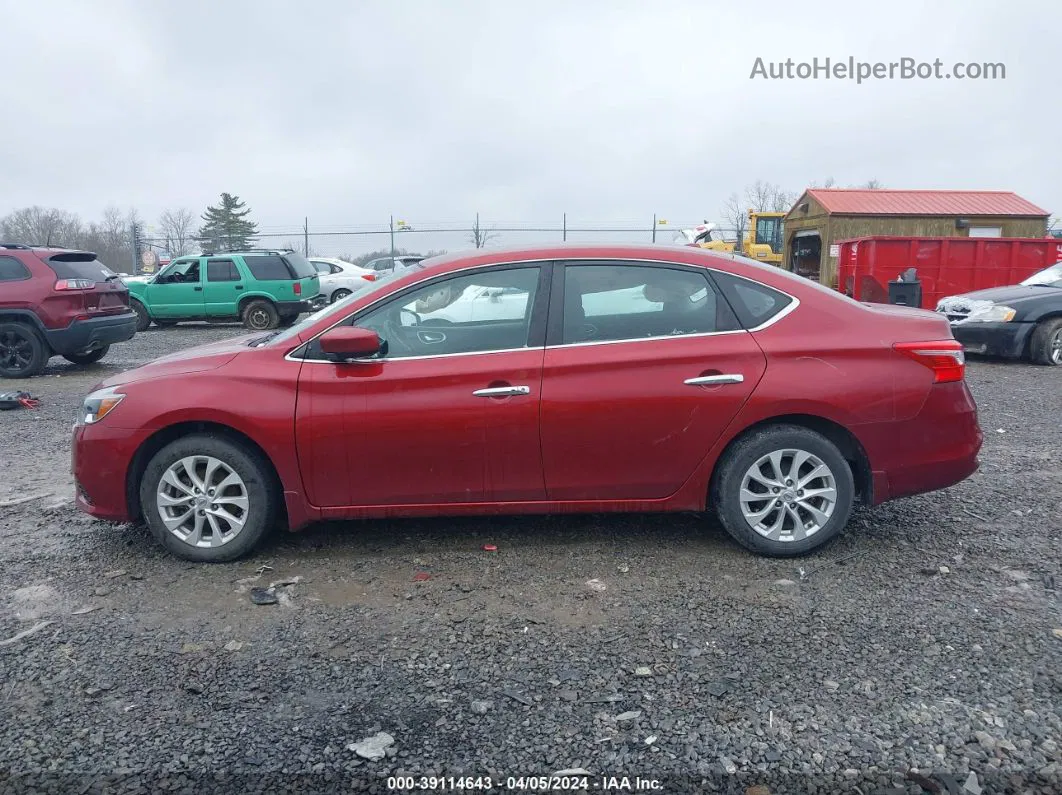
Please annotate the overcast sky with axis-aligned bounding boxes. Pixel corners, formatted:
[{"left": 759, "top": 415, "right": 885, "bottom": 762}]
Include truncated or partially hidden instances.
[{"left": 0, "top": 0, "right": 1055, "bottom": 254}]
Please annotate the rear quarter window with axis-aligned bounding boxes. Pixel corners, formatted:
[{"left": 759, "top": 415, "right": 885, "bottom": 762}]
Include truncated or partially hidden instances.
[
  {"left": 282, "top": 252, "right": 317, "bottom": 279},
  {"left": 242, "top": 255, "right": 293, "bottom": 281},
  {"left": 44, "top": 252, "right": 116, "bottom": 282},
  {"left": 0, "top": 255, "right": 31, "bottom": 281},
  {"left": 710, "top": 270, "right": 793, "bottom": 328}
]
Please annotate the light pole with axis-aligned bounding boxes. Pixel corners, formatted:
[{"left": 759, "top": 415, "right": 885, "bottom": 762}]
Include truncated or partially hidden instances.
[{"left": 653, "top": 216, "right": 668, "bottom": 243}]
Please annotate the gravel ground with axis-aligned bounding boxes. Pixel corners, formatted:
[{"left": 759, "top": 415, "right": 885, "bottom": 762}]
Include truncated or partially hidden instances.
[{"left": 1, "top": 323, "right": 1060, "bottom": 794}]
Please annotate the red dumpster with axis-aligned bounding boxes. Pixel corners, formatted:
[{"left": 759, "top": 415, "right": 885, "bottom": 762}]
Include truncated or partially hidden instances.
[{"left": 836, "top": 236, "right": 1062, "bottom": 310}]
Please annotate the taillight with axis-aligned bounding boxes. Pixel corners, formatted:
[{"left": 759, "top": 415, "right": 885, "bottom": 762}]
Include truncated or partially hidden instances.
[
  {"left": 893, "top": 340, "right": 965, "bottom": 383},
  {"left": 55, "top": 279, "right": 95, "bottom": 291},
  {"left": 294, "top": 282, "right": 302, "bottom": 295},
  {"left": 362, "top": 273, "right": 377, "bottom": 281}
]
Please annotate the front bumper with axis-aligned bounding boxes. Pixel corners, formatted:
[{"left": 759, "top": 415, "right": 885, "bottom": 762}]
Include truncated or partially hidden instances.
[
  {"left": 72, "top": 422, "right": 143, "bottom": 523},
  {"left": 45, "top": 312, "right": 138, "bottom": 355},
  {"left": 951, "top": 321, "right": 1034, "bottom": 359}
]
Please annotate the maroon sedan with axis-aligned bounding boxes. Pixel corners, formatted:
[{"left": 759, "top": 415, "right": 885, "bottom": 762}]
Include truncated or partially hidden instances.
[{"left": 72, "top": 244, "right": 982, "bottom": 562}]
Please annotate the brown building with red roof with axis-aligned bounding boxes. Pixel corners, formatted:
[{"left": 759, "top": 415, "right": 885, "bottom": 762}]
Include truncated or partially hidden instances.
[{"left": 782, "top": 188, "right": 1050, "bottom": 285}]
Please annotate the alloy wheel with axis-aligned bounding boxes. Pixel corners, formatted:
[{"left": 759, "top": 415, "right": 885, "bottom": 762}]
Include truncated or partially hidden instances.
[
  {"left": 738, "top": 449, "right": 837, "bottom": 542},
  {"left": 0, "top": 329, "right": 34, "bottom": 372},
  {"left": 156, "top": 455, "right": 249, "bottom": 548},
  {"left": 1052, "top": 329, "right": 1062, "bottom": 364}
]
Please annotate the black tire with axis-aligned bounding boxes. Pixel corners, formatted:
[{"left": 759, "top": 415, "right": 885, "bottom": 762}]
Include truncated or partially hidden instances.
[
  {"left": 1029, "top": 317, "right": 1062, "bottom": 366},
  {"left": 331, "top": 289, "right": 352, "bottom": 303},
  {"left": 139, "top": 434, "right": 278, "bottom": 563},
  {"left": 131, "top": 300, "right": 151, "bottom": 332},
  {"left": 242, "top": 300, "right": 279, "bottom": 331},
  {"left": 63, "top": 345, "right": 110, "bottom": 366},
  {"left": 0, "top": 321, "right": 49, "bottom": 378},
  {"left": 154, "top": 320, "right": 178, "bottom": 328},
  {"left": 710, "top": 424, "right": 854, "bottom": 557}
]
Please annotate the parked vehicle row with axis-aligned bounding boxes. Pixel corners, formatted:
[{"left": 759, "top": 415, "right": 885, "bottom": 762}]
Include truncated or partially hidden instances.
[{"left": 72, "top": 244, "right": 982, "bottom": 564}]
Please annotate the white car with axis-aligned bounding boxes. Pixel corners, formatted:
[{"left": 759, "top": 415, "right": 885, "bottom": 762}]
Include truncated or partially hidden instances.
[{"left": 308, "top": 257, "right": 377, "bottom": 303}]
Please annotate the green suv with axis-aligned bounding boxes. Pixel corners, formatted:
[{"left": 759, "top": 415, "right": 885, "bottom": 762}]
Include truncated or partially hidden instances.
[{"left": 125, "top": 249, "right": 322, "bottom": 331}]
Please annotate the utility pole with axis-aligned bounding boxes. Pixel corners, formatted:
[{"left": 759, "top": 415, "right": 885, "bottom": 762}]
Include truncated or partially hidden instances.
[
  {"left": 389, "top": 215, "right": 395, "bottom": 261},
  {"left": 131, "top": 222, "right": 140, "bottom": 273},
  {"left": 652, "top": 214, "right": 657, "bottom": 243},
  {"left": 303, "top": 217, "right": 309, "bottom": 257},
  {"left": 563, "top": 212, "right": 567, "bottom": 242}
]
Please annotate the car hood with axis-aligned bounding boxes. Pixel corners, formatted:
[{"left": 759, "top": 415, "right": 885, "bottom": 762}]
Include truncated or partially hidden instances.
[
  {"left": 939, "top": 284, "right": 1062, "bottom": 308},
  {"left": 100, "top": 334, "right": 260, "bottom": 387}
]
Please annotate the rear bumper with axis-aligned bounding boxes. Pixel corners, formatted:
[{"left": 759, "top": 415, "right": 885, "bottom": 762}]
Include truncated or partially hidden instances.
[
  {"left": 951, "top": 321, "right": 1034, "bottom": 359},
  {"left": 276, "top": 299, "right": 317, "bottom": 315},
  {"left": 45, "top": 312, "right": 137, "bottom": 355},
  {"left": 862, "top": 381, "right": 983, "bottom": 505}
]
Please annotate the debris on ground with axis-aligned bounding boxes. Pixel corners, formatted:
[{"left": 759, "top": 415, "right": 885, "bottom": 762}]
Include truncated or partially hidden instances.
[
  {"left": 585, "top": 578, "right": 606, "bottom": 592},
  {"left": 70, "top": 604, "right": 102, "bottom": 615},
  {"left": 223, "top": 640, "right": 244, "bottom": 652},
  {"left": 412, "top": 572, "right": 432, "bottom": 582},
  {"left": 0, "top": 392, "right": 39, "bottom": 410},
  {"left": 0, "top": 620, "right": 54, "bottom": 647},
  {"left": 481, "top": 544, "right": 498, "bottom": 552},
  {"left": 634, "top": 666, "right": 652, "bottom": 677},
  {"left": 617, "top": 563, "right": 629, "bottom": 573},
  {"left": 644, "top": 735, "right": 657, "bottom": 745},
  {"left": 1052, "top": 628, "right": 1062, "bottom": 640},
  {"left": 347, "top": 731, "right": 394, "bottom": 760},
  {"left": 470, "top": 700, "right": 493, "bottom": 714},
  {"left": 0, "top": 492, "right": 51, "bottom": 508},
  {"left": 502, "top": 690, "right": 532, "bottom": 706},
  {"left": 615, "top": 710, "right": 641, "bottom": 722},
  {"left": 103, "top": 569, "right": 127, "bottom": 579},
  {"left": 249, "top": 588, "right": 278, "bottom": 606}
]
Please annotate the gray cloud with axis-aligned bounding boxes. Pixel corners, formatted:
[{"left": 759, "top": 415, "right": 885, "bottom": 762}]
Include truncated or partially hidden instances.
[{"left": 0, "top": 0, "right": 1055, "bottom": 255}]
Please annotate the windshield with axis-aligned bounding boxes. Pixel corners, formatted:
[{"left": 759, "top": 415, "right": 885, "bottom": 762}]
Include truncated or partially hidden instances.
[
  {"left": 1021, "top": 262, "right": 1062, "bottom": 287},
  {"left": 266, "top": 261, "right": 429, "bottom": 346}
]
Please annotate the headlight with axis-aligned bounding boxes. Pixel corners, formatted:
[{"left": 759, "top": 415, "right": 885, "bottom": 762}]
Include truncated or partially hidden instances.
[
  {"left": 966, "top": 304, "right": 1016, "bottom": 323},
  {"left": 79, "top": 386, "right": 125, "bottom": 425}
]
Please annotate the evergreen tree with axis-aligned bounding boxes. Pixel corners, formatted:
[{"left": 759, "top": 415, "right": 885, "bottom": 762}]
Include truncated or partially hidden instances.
[{"left": 198, "top": 193, "right": 258, "bottom": 251}]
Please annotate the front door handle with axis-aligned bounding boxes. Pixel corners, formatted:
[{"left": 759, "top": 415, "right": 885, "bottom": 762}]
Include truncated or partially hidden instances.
[
  {"left": 234, "top": 285, "right": 244, "bottom": 290},
  {"left": 684, "top": 374, "right": 744, "bottom": 386},
  {"left": 473, "top": 386, "right": 531, "bottom": 398}
]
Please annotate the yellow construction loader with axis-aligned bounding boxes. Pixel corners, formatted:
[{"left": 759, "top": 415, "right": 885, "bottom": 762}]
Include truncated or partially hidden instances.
[{"left": 674, "top": 210, "right": 785, "bottom": 265}]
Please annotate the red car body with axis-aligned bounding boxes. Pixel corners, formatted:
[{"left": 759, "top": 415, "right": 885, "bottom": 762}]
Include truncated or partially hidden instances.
[{"left": 72, "top": 244, "right": 982, "bottom": 555}]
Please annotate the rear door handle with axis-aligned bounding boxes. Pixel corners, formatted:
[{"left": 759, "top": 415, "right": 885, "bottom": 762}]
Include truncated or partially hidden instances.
[
  {"left": 193, "top": 286, "right": 203, "bottom": 292},
  {"left": 684, "top": 374, "right": 744, "bottom": 386},
  {"left": 473, "top": 386, "right": 531, "bottom": 397}
]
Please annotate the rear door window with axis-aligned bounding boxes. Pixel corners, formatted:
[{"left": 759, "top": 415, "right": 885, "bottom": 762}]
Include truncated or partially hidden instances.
[
  {"left": 0, "top": 256, "right": 31, "bottom": 281},
  {"left": 44, "top": 252, "right": 116, "bottom": 282},
  {"left": 710, "top": 270, "right": 793, "bottom": 328},
  {"left": 206, "top": 259, "right": 240, "bottom": 282}
]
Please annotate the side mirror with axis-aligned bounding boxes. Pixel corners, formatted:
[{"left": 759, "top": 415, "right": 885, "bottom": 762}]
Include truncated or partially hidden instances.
[{"left": 319, "top": 326, "right": 382, "bottom": 360}]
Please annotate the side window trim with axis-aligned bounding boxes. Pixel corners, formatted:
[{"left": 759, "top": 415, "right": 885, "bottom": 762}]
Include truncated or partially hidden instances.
[{"left": 298, "top": 261, "right": 553, "bottom": 362}]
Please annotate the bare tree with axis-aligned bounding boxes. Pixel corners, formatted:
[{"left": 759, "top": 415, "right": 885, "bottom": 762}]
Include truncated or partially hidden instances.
[
  {"left": 0, "top": 206, "right": 82, "bottom": 246},
  {"left": 858, "top": 178, "right": 884, "bottom": 189},
  {"left": 810, "top": 176, "right": 836, "bottom": 188},
  {"left": 469, "top": 213, "right": 499, "bottom": 249},
  {"left": 157, "top": 208, "right": 197, "bottom": 256},
  {"left": 743, "top": 181, "right": 797, "bottom": 213},
  {"left": 720, "top": 192, "right": 748, "bottom": 242}
]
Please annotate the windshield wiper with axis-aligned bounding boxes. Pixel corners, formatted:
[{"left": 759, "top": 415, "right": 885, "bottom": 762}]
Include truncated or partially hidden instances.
[{"left": 249, "top": 331, "right": 282, "bottom": 347}]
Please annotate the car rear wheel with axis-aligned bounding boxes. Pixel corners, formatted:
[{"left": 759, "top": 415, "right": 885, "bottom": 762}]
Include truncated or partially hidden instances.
[
  {"left": 331, "top": 289, "right": 352, "bottom": 303},
  {"left": 711, "top": 425, "right": 854, "bottom": 557},
  {"left": 242, "top": 300, "right": 279, "bottom": 331},
  {"left": 154, "top": 320, "right": 178, "bottom": 328},
  {"left": 131, "top": 300, "right": 151, "bottom": 332},
  {"left": 140, "top": 434, "right": 277, "bottom": 562},
  {"left": 63, "top": 345, "right": 110, "bottom": 366},
  {"left": 1030, "top": 318, "right": 1062, "bottom": 366},
  {"left": 0, "top": 322, "right": 48, "bottom": 378}
]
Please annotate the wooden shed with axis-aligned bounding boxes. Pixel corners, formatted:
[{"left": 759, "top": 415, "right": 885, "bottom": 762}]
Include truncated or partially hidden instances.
[{"left": 782, "top": 189, "right": 1049, "bottom": 286}]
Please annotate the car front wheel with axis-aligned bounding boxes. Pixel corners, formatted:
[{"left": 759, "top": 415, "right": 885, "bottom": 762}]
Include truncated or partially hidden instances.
[
  {"left": 139, "top": 434, "right": 277, "bottom": 562},
  {"left": 131, "top": 300, "right": 152, "bottom": 332},
  {"left": 331, "top": 289, "right": 352, "bottom": 303},
  {"left": 711, "top": 425, "right": 854, "bottom": 557},
  {"left": 1030, "top": 318, "right": 1062, "bottom": 366}
]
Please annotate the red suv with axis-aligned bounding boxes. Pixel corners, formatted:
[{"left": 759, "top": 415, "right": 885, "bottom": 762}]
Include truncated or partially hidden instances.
[
  {"left": 72, "top": 244, "right": 982, "bottom": 562},
  {"left": 0, "top": 244, "right": 137, "bottom": 378}
]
